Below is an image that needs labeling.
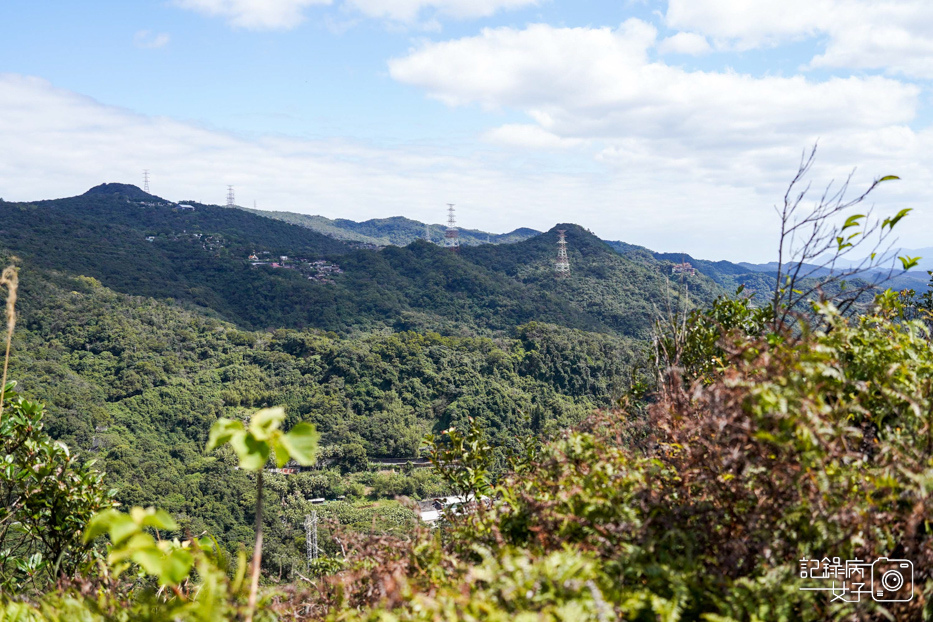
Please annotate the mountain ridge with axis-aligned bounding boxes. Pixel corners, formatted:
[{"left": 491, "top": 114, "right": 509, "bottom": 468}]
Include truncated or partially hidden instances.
[
  {"left": 0, "top": 185, "right": 724, "bottom": 339},
  {"left": 238, "top": 208, "right": 541, "bottom": 247}
]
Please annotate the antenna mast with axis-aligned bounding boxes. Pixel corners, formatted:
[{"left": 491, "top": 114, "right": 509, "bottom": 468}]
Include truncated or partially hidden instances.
[
  {"left": 555, "top": 230, "right": 570, "bottom": 277},
  {"left": 226, "top": 185, "right": 235, "bottom": 208},
  {"left": 304, "top": 512, "right": 319, "bottom": 571},
  {"left": 143, "top": 170, "right": 150, "bottom": 194},
  {"left": 444, "top": 203, "right": 459, "bottom": 251}
]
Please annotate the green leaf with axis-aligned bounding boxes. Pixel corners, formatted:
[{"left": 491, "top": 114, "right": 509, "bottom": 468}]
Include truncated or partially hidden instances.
[
  {"left": 83, "top": 509, "right": 121, "bottom": 543},
  {"left": 899, "top": 255, "right": 921, "bottom": 270},
  {"left": 877, "top": 175, "right": 900, "bottom": 182},
  {"left": 229, "top": 433, "right": 270, "bottom": 471},
  {"left": 108, "top": 513, "right": 142, "bottom": 546},
  {"left": 109, "top": 533, "right": 157, "bottom": 565},
  {"left": 160, "top": 548, "right": 194, "bottom": 586},
  {"left": 248, "top": 407, "right": 285, "bottom": 441},
  {"left": 273, "top": 441, "right": 290, "bottom": 469},
  {"left": 841, "top": 214, "right": 864, "bottom": 230},
  {"left": 131, "top": 507, "right": 177, "bottom": 531},
  {"left": 206, "top": 418, "right": 245, "bottom": 452},
  {"left": 882, "top": 207, "right": 912, "bottom": 230},
  {"left": 280, "top": 423, "right": 321, "bottom": 466},
  {"left": 130, "top": 547, "right": 164, "bottom": 578}
]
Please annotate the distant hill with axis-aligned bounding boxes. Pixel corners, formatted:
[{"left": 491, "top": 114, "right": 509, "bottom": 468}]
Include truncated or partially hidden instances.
[
  {"left": 84, "top": 182, "right": 162, "bottom": 201},
  {"left": 604, "top": 241, "right": 777, "bottom": 296},
  {"left": 606, "top": 240, "right": 930, "bottom": 295},
  {"left": 0, "top": 186, "right": 724, "bottom": 338},
  {"left": 240, "top": 209, "right": 540, "bottom": 247}
]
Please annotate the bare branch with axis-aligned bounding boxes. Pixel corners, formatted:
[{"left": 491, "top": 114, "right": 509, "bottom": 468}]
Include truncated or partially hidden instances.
[{"left": 771, "top": 145, "right": 909, "bottom": 329}]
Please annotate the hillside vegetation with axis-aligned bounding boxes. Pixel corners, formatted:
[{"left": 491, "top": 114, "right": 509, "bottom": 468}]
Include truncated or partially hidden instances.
[
  {"left": 4, "top": 277, "right": 933, "bottom": 620},
  {"left": 0, "top": 186, "right": 725, "bottom": 337},
  {"left": 7, "top": 263, "right": 641, "bottom": 577},
  {"left": 239, "top": 209, "right": 540, "bottom": 247},
  {"left": 6, "top": 182, "right": 928, "bottom": 620}
]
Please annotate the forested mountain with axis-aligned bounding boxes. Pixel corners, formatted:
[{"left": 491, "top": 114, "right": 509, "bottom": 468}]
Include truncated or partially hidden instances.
[
  {"left": 0, "top": 185, "right": 726, "bottom": 338},
  {"left": 0, "top": 183, "right": 722, "bottom": 578},
  {"left": 5, "top": 185, "right": 932, "bottom": 620},
  {"left": 8, "top": 262, "right": 640, "bottom": 573},
  {"left": 240, "top": 209, "right": 540, "bottom": 247}
]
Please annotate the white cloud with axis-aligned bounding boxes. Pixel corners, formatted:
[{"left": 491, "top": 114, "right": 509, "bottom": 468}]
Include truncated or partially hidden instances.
[
  {"left": 482, "top": 124, "right": 585, "bottom": 149},
  {"left": 389, "top": 20, "right": 917, "bottom": 148},
  {"left": 172, "top": 0, "right": 331, "bottom": 30},
  {"left": 664, "top": 0, "right": 933, "bottom": 78},
  {"left": 133, "top": 30, "right": 171, "bottom": 49},
  {"left": 173, "top": 0, "right": 534, "bottom": 28},
  {"left": 386, "top": 21, "right": 933, "bottom": 255},
  {"left": 657, "top": 32, "right": 710, "bottom": 55},
  {"left": 2, "top": 72, "right": 930, "bottom": 263},
  {"left": 344, "top": 0, "right": 537, "bottom": 22},
  {"left": 0, "top": 74, "right": 608, "bottom": 249},
  {"left": 664, "top": 0, "right": 833, "bottom": 49}
]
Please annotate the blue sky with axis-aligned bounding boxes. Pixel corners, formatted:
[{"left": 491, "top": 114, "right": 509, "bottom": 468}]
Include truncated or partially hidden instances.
[{"left": 2, "top": 0, "right": 932, "bottom": 261}]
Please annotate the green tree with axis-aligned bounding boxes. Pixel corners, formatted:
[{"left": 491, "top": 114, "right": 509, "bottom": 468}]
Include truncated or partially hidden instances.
[{"left": 206, "top": 407, "right": 320, "bottom": 622}]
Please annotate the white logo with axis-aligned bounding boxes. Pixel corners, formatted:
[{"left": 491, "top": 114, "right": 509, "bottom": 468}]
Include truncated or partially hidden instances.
[{"left": 799, "top": 556, "right": 913, "bottom": 603}]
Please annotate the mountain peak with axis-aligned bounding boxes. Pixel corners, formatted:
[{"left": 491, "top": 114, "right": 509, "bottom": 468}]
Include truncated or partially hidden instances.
[{"left": 84, "top": 183, "right": 162, "bottom": 201}]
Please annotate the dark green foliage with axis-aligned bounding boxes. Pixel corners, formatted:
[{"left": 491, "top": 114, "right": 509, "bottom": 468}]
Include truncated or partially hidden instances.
[
  {"left": 0, "top": 191, "right": 724, "bottom": 336},
  {"left": 0, "top": 383, "right": 115, "bottom": 592},
  {"left": 5, "top": 263, "right": 640, "bottom": 577},
  {"left": 308, "top": 292, "right": 933, "bottom": 621},
  {"left": 653, "top": 287, "right": 773, "bottom": 385},
  {"left": 425, "top": 417, "right": 493, "bottom": 500},
  {"left": 240, "top": 210, "right": 540, "bottom": 247},
  {"left": 606, "top": 239, "right": 780, "bottom": 294}
]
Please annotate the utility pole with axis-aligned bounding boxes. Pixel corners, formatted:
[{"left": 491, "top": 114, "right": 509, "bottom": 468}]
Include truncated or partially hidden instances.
[
  {"left": 555, "top": 230, "right": 570, "bottom": 277},
  {"left": 444, "top": 204, "right": 459, "bottom": 251},
  {"left": 143, "top": 170, "right": 150, "bottom": 194}
]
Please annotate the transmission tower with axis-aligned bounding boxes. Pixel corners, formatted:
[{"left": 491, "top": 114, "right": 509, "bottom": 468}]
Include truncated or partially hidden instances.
[
  {"left": 226, "top": 186, "right": 235, "bottom": 208},
  {"left": 425, "top": 223, "right": 432, "bottom": 242},
  {"left": 304, "top": 512, "right": 319, "bottom": 570},
  {"left": 444, "top": 203, "right": 459, "bottom": 251},
  {"left": 143, "top": 170, "right": 150, "bottom": 194},
  {"left": 555, "top": 230, "right": 571, "bottom": 277}
]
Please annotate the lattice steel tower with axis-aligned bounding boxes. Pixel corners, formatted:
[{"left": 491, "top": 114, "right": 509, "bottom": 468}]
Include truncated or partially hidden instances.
[
  {"left": 444, "top": 203, "right": 459, "bottom": 251},
  {"left": 143, "top": 170, "right": 150, "bottom": 194},
  {"left": 304, "top": 512, "right": 319, "bottom": 570},
  {"left": 555, "top": 229, "right": 571, "bottom": 277},
  {"left": 226, "top": 186, "right": 235, "bottom": 208}
]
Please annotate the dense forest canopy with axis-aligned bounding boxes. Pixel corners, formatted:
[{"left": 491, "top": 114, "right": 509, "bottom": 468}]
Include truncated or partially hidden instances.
[
  {"left": 3, "top": 183, "right": 929, "bottom": 620},
  {"left": 0, "top": 187, "right": 725, "bottom": 336},
  {"left": 238, "top": 209, "right": 541, "bottom": 247},
  {"left": 4, "top": 260, "right": 641, "bottom": 579}
]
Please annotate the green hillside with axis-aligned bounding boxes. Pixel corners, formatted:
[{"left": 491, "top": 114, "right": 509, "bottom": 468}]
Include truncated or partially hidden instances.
[
  {"left": 0, "top": 186, "right": 726, "bottom": 338},
  {"left": 0, "top": 184, "right": 726, "bottom": 576},
  {"left": 240, "top": 209, "right": 540, "bottom": 247},
  {"left": 8, "top": 263, "right": 641, "bottom": 573},
  {"left": 605, "top": 240, "right": 778, "bottom": 294}
]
